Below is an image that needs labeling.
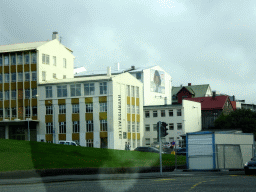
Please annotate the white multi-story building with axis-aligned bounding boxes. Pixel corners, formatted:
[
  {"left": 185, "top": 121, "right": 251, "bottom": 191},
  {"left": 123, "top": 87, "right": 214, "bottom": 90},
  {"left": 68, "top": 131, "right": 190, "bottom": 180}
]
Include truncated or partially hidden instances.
[
  {"left": 37, "top": 71, "right": 144, "bottom": 150},
  {"left": 143, "top": 100, "right": 201, "bottom": 147},
  {"left": 0, "top": 32, "right": 74, "bottom": 141}
]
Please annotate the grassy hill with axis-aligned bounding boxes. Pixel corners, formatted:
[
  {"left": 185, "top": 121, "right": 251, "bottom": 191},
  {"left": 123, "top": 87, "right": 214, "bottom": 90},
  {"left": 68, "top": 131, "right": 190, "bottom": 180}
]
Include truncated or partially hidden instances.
[{"left": 0, "top": 139, "right": 186, "bottom": 172}]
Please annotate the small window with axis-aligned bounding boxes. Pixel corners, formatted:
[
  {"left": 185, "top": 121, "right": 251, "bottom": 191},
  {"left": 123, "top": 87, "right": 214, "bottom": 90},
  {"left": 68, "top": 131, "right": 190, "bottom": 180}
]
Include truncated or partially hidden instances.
[
  {"left": 169, "top": 110, "right": 173, "bottom": 116},
  {"left": 11, "top": 73, "right": 16, "bottom": 82},
  {"left": 53, "top": 56, "right": 56, "bottom": 66},
  {"left": 127, "top": 105, "right": 130, "bottom": 113},
  {"left": 145, "top": 111, "right": 150, "bottom": 118},
  {"left": 12, "top": 108, "right": 16, "bottom": 117},
  {"left": 86, "top": 103, "right": 93, "bottom": 113},
  {"left": 63, "top": 75, "right": 66, "bottom": 79},
  {"left": 126, "top": 85, "right": 130, "bottom": 96},
  {"left": 177, "top": 109, "right": 182, "bottom": 116},
  {"left": 0, "top": 74, "right": 2, "bottom": 83},
  {"left": 46, "top": 55, "right": 50, "bottom": 64},
  {"left": 53, "top": 73, "right": 56, "bottom": 78},
  {"left": 153, "top": 124, "right": 157, "bottom": 131},
  {"left": 59, "top": 104, "right": 66, "bottom": 114},
  {"left": 42, "top": 71, "right": 46, "bottom": 81},
  {"left": 5, "top": 91, "right": 9, "bottom": 100},
  {"left": 177, "top": 123, "right": 182, "bottom": 130},
  {"left": 32, "top": 71, "right": 37, "bottom": 81},
  {"left": 42, "top": 54, "right": 46, "bottom": 64},
  {"left": 11, "top": 54, "right": 16, "bottom": 65},
  {"left": 4, "top": 55, "right": 9, "bottom": 66},
  {"left": 25, "top": 72, "right": 30, "bottom": 81},
  {"left": 145, "top": 124, "right": 150, "bottom": 132},
  {"left": 127, "top": 121, "right": 131, "bottom": 132},
  {"left": 4, "top": 73, "right": 9, "bottom": 83},
  {"left": 169, "top": 123, "right": 174, "bottom": 130},
  {"left": 31, "top": 52, "right": 37, "bottom": 64},
  {"left": 161, "top": 110, "right": 165, "bottom": 117},
  {"left": 73, "top": 121, "right": 80, "bottom": 133},
  {"left": 100, "top": 102, "right": 107, "bottom": 112},
  {"left": 25, "top": 53, "right": 30, "bottom": 64},
  {"left": 63, "top": 58, "right": 66, "bottom": 68},
  {"left": 136, "top": 72, "right": 141, "bottom": 80},
  {"left": 11, "top": 90, "right": 16, "bottom": 100},
  {"left": 25, "top": 89, "right": 30, "bottom": 99},
  {"left": 46, "top": 105, "right": 53, "bottom": 115},
  {"left": 72, "top": 104, "right": 79, "bottom": 113},
  {"left": 18, "top": 54, "right": 23, "bottom": 65},
  {"left": 153, "top": 111, "right": 158, "bottom": 117}
]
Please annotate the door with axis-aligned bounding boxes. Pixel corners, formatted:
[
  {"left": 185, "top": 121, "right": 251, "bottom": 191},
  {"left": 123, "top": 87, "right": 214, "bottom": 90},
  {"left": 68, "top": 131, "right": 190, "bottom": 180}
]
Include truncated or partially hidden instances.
[{"left": 101, "top": 137, "right": 108, "bottom": 148}]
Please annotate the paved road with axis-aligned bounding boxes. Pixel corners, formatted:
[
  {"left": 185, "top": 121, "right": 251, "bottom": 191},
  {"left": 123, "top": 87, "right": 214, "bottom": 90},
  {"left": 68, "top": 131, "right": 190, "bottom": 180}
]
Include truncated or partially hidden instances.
[{"left": 0, "top": 170, "right": 254, "bottom": 192}]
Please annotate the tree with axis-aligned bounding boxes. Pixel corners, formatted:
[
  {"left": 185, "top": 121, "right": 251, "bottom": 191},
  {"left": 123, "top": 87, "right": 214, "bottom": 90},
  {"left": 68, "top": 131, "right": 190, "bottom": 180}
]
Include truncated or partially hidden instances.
[{"left": 214, "top": 108, "right": 256, "bottom": 138}]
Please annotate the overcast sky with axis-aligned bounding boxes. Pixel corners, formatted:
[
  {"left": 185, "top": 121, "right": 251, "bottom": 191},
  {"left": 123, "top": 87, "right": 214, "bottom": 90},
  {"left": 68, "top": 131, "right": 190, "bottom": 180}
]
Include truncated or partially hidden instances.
[{"left": 1, "top": 0, "right": 256, "bottom": 103}]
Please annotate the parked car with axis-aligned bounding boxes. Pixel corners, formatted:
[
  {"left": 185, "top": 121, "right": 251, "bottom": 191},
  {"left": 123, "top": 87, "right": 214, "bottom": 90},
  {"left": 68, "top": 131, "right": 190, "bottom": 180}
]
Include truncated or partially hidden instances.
[
  {"left": 244, "top": 156, "right": 256, "bottom": 175},
  {"left": 59, "top": 141, "right": 80, "bottom": 146},
  {"left": 134, "top": 147, "right": 166, "bottom": 154},
  {"left": 151, "top": 142, "right": 160, "bottom": 148},
  {"left": 176, "top": 148, "right": 186, "bottom": 156},
  {"left": 162, "top": 142, "right": 172, "bottom": 148}
]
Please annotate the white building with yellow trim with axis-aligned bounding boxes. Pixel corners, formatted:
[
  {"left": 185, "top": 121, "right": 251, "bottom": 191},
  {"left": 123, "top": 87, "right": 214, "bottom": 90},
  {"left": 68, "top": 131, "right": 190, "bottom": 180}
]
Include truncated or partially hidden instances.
[{"left": 37, "top": 71, "right": 144, "bottom": 150}]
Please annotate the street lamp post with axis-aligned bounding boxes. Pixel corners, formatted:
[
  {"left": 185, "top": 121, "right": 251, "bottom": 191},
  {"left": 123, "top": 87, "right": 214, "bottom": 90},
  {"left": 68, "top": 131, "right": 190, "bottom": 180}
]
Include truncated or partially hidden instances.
[{"left": 27, "top": 98, "right": 31, "bottom": 141}]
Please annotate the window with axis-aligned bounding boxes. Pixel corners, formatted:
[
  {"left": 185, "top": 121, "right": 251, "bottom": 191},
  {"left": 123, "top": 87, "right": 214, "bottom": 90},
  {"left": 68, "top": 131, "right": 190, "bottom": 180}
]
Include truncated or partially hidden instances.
[
  {"left": 100, "top": 82, "right": 107, "bottom": 94},
  {"left": 136, "top": 72, "right": 141, "bottom": 80},
  {"left": 84, "top": 83, "right": 95, "bottom": 95},
  {"left": 46, "top": 55, "right": 49, "bottom": 64},
  {"left": 86, "top": 103, "right": 93, "bottom": 113},
  {"left": 5, "top": 108, "right": 10, "bottom": 117},
  {"left": 11, "top": 73, "right": 16, "bottom": 82},
  {"left": 18, "top": 72, "right": 23, "bottom": 82},
  {"left": 46, "top": 105, "right": 53, "bottom": 115},
  {"left": 127, "top": 105, "right": 130, "bottom": 113},
  {"left": 177, "top": 109, "right": 182, "bottom": 116},
  {"left": 11, "top": 90, "right": 16, "bottom": 100},
  {"left": 32, "top": 71, "right": 37, "bottom": 81},
  {"left": 123, "top": 132, "right": 127, "bottom": 139},
  {"left": 0, "top": 74, "right": 2, "bottom": 83},
  {"left": 0, "top": 108, "right": 3, "bottom": 117},
  {"left": 100, "top": 102, "right": 107, "bottom": 112},
  {"left": 161, "top": 110, "right": 165, "bottom": 117},
  {"left": 169, "top": 110, "right": 173, "bottom": 116},
  {"left": 25, "top": 72, "right": 30, "bottom": 81},
  {"left": 70, "top": 84, "right": 81, "bottom": 97},
  {"left": 73, "top": 121, "right": 80, "bottom": 133},
  {"left": 169, "top": 137, "right": 174, "bottom": 142},
  {"left": 4, "top": 73, "right": 9, "bottom": 83},
  {"left": 45, "top": 86, "right": 52, "bottom": 98},
  {"left": 137, "top": 122, "right": 140, "bottom": 132},
  {"left": 132, "top": 121, "right": 135, "bottom": 132},
  {"left": 53, "top": 73, "right": 56, "bottom": 78},
  {"left": 5, "top": 91, "right": 9, "bottom": 100},
  {"left": 63, "top": 58, "right": 66, "bottom": 68},
  {"left": 59, "top": 104, "right": 66, "bottom": 114},
  {"left": 0, "top": 55, "right": 2, "bottom": 66},
  {"left": 57, "top": 85, "right": 67, "bottom": 97},
  {"left": 63, "top": 75, "right": 66, "bottom": 79},
  {"left": 136, "top": 106, "right": 139, "bottom": 114},
  {"left": 32, "top": 106, "right": 37, "bottom": 116},
  {"left": 153, "top": 111, "right": 158, "bottom": 117},
  {"left": 145, "top": 111, "right": 150, "bottom": 118},
  {"left": 59, "top": 122, "right": 66, "bottom": 134},
  {"left": 42, "top": 54, "right": 46, "bottom": 64},
  {"left": 12, "top": 108, "right": 16, "bottom": 117},
  {"left": 4, "top": 55, "right": 9, "bottom": 66},
  {"left": 72, "top": 104, "right": 79, "bottom": 113},
  {"left": 131, "top": 86, "right": 135, "bottom": 97},
  {"left": 136, "top": 87, "right": 139, "bottom": 98},
  {"left": 25, "top": 53, "right": 29, "bottom": 64},
  {"left": 0, "top": 91, "right": 2, "bottom": 100},
  {"left": 127, "top": 121, "right": 131, "bottom": 132},
  {"left": 32, "top": 88, "right": 37, "bottom": 98},
  {"left": 132, "top": 105, "right": 135, "bottom": 114},
  {"left": 177, "top": 123, "right": 182, "bottom": 130},
  {"left": 18, "top": 54, "right": 23, "bottom": 64},
  {"left": 86, "top": 139, "right": 93, "bottom": 147},
  {"left": 126, "top": 85, "right": 130, "bottom": 96},
  {"left": 31, "top": 52, "right": 37, "bottom": 64},
  {"left": 11, "top": 54, "right": 16, "bottom": 65},
  {"left": 100, "top": 120, "right": 107, "bottom": 131},
  {"left": 145, "top": 138, "right": 150, "bottom": 145},
  {"left": 46, "top": 123, "right": 53, "bottom": 134},
  {"left": 42, "top": 71, "right": 46, "bottom": 81},
  {"left": 25, "top": 106, "right": 30, "bottom": 117},
  {"left": 153, "top": 124, "right": 157, "bottom": 131},
  {"left": 86, "top": 121, "right": 93, "bottom": 132},
  {"left": 53, "top": 56, "right": 56, "bottom": 66},
  {"left": 182, "top": 95, "right": 188, "bottom": 100},
  {"left": 169, "top": 123, "right": 174, "bottom": 130},
  {"left": 25, "top": 89, "right": 30, "bottom": 99}
]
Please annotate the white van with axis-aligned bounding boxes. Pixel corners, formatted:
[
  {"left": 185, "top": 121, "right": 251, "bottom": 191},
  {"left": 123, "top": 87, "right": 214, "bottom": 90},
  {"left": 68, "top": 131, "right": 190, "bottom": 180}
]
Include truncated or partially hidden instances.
[{"left": 59, "top": 141, "right": 79, "bottom": 146}]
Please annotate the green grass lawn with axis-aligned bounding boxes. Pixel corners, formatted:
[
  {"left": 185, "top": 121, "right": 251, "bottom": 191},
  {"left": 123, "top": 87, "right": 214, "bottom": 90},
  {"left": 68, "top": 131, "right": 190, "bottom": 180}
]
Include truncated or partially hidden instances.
[{"left": 0, "top": 139, "right": 186, "bottom": 172}]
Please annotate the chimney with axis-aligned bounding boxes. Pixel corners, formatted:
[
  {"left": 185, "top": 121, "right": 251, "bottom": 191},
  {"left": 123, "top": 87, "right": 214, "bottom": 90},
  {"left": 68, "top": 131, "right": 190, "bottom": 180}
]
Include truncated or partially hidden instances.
[
  {"left": 212, "top": 91, "right": 216, "bottom": 98},
  {"left": 180, "top": 84, "right": 183, "bottom": 87},
  {"left": 107, "top": 67, "right": 111, "bottom": 77},
  {"left": 117, "top": 63, "right": 120, "bottom": 71},
  {"left": 131, "top": 66, "right": 135, "bottom": 70},
  {"left": 52, "top": 31, "right": 59, "bottom": 41},
  {"left": 233, "top": 95, "right": 235, "bottom": 101},
  {"left": 188, "top": 83, "right": 191, "bottom": 86}
]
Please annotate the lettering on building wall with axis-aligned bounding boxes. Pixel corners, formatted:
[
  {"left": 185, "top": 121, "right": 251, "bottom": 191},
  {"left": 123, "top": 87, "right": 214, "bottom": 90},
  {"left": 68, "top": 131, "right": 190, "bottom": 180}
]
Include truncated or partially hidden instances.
[{"left": 118, "top": 95, "right": 122, "bottom": 139}]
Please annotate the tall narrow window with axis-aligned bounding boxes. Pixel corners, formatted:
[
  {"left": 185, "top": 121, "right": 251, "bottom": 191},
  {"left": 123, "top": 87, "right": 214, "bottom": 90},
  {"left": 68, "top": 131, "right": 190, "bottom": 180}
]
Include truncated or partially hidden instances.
[
  {"left": 53, "top": 73, "right": 56, "bottom": 78},
  {"left": 46, "top": 123, "right": 53, "bottom": 134},
  {"left": 177, "top": 109, "right": 182, "bottom": 116},
  {"left": 12, "top": 108, "right": 16, "bottom": 117},
  {"left": 132, "top": 122, "right": 135, "bottom": 132},
  {"left": 70, "top": 84, "right": 81, "bottom": 97},
  {"left": 25, "top": 53, "right": 29, "bottom": 64},
  {"left": 0, "top": 91, "right": 2, "bottom": 100},
  {"left": 32, "top": 71, "right": 37, "bottom": 81},
  {"left": 73, "top": 121, "right": 80, "bottom": 133},
  {"left": 86, "top": 103, "right": 93, "bottom": 113},
  {"left": 46, "top": 105, "right": 53, "bottom": 115},
  {"left": 100, "top": 82, "right": 107, "bottom": 94},
  {"left": 161, "top": 110, "right": 165, "bottom": 117},
  {"left": 126, "top": 85, "right": 130, "bottom": 96},
  {"left": 72, "top": 104, "right": 79, "bottom": 113},
  {"left": 42, "top": 54, "right": 46, "bottom": 64},
  {"left": 25, "top": 106, "right": 30, "bottom": 117},
  {"left": 0, "top": 74, "right": 2, "bottom": 83},
  {"left": 18, "top": 54, "right": 23, "bottom": 65},
  {"left": 127, "top": 121, "right": 131, "bottom": 132},
  {"left": 100, "top": 103, "right": 107, "bottom": 112},
  {"left": 63, "top": 58, "right": 66, "bottom": 68},
  {"left": 4, "top": 73, "right": 9, "bottom": 83},
  {"left": 63, "top": 75, "right": 66, "bottom": 79},
  {"left": 127, "top": 105, "right": 130, "bottom": 113},
  {"left": 31, "top": 52, "right": 37, "bottom": 64},
  {"left": 11, "top": 73, "right": 16, "bottom": 82},
  {"left": 45, "top": 86, "right": 52, "bottom": 98},
  {"left": 5, "top": 91, "right": 9, "bottom": 100},
  {"left": 59, "top": 122, "right": 66, "bottom": 134},
  {"left": 59, "top": 104, "right": 66, "bottom": 114},
  {"left": 5, "top": 108, "right": 10, "bottom": 117},
  {"left": 25, "top": 72, "right": 30, "bottom": 81},
  {"left": 131, "top": 86, "right": 135, "bottom": 97},
  {"left": 46, "top": 55, "right": 50, "bottom": 64},
  {"left": 11, "top": 90, "right": 16, "bottom": 100},
  {"left": 136, "top": 106, "right": 139, "bottom": 114},
  {"left": 42, "top": 71, "right": 46, "bottom": 81},
  {"left": 0, "top": 108, "right": 3, "bottom": 117},
  {"left": 136, "top": 87, "right": 139, "bottom": 98},
  {"left": 32, "top": 106, "right": 37, "bottom": 116},
  {"left": 86, "top": 121, "right": 93, "bottom": 132},
  {"left": 0, "top": 55, "right": 2, "bottom": 66},
  {"left": 4, "top": 55, "right": 9, "bottom": 66},
  {"left": 137, "top": 122, "right": 140, "bottom": 132},
  {"left": 100, "top": 120, "right": 107, "bottom": 131},
  {"left": 32, "top": 88, "right": 37, "bottom": 98},
  {"left": 11, "top": 54, "right": 16, "bottom": 65},
  {"left": 25, "top": 89, "right": 30, "bottom": 99},
  {"left": 53, "top": 56, "right": 56, "bottom": 66}
]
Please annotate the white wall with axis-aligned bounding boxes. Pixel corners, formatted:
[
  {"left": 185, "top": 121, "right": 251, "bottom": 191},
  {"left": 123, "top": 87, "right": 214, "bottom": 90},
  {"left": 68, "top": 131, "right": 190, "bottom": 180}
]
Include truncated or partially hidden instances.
[
  {"left": 37, "top": 39, "right": 75, "bottom": 82},
  {"left": 183, "top": 100, "right": 202, "bottom": 133}
]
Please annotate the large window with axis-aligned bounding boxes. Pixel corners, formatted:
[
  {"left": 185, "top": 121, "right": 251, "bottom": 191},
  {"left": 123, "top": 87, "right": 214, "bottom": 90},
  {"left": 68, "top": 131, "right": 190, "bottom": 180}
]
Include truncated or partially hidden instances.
[
  {"left": 153, "top": 110, "right": 158, "bottom": 117},
  {"left": 46, "top": 123, "right": 53, "bottom": 134},
  {"left": 12, "top": 108, "right": 16, "bottom": 117},
  {"left": 46, "top": 105, "right": 53, "bottom": 115},
  {"left": 25, "top": 53, "right": 29, "bottom": 64},
  {"left": 25, "top": 72, "right": 30, "bottom": 81},
  {"left": 17, "top": 54, "right": 23, "bottom": 65},
  {"left": 86, "top": 120, "right": 93, "bottom": 132},
  {"left": 11, "top": 73, "right": 16, "bottom": 82},
  {"left": 59, "top": 122, "right": 66, "bottom": 133},
  {"left": 18, "top": 72, "right": 23, "bottom": 82},
  {"left": 11, "top": 54, "right": 16, "bottom": 65},
  {"left": 5, "top": 91, "right": 9, "bottom": 100},
  {"left": 100, "top": 102, "right": 107, "bottom": 112},
  {"left": 25, "top": 89, "right": 30, "bottom": 99},
  {"left": 73, "top": 121, "right": 80, "bottom": 133},
  {"left": 5, "top": 108, "right": 10, "bottom": 117},
  {"left": 57, "top": 85, "right": 67, "bottom": 97},
  {"left": 4, "top": 55, "right": 9, "bottom": 66},
  {"left": 86, "top": 103, "right": 93, "bottom": 113},
  {"left": 100, "top": 120, "right": 107, "bottom": 131},
  {"left": 72, "top": 104, "right": 79, "bottom": 113},
  {"left": 100, "top": 82, "right": 107, "bottom": 94},
  {"left": 32, "top": 71, "right": 37, "bottom": 81},
  {"left": 70, "top": 84, "right": 81, "bottom": 97},
  {"left": 31, "top": 52, "right": 37, "bottom": 64},
  {"left": 63, "top": 58, "right": 66, "bottom": 68},
  {"left": 45, "top": 86, "right": 52, "bottom": 98},
  {"left": 84, "top": 83, "right": 94, "bottom": 95},
  {"left": 177, "top": 109, "right": 182, "bottom": 116},
  {"left": 32, "top": 88, "right": 37, "bottom": 98},
  {"left": 59, "top": 104, "right": 66, "bottom": 114},
  {"left": 4, "top": 73, "right": 9, "bottom": 83},
  {"left": 11, "top": 90, "right": 16, "bottom": 100}
]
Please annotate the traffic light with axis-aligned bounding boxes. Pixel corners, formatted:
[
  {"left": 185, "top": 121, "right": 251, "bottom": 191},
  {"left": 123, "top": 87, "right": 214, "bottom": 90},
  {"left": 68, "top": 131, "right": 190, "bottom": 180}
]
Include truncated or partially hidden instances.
[
  {"left": 161, "top": 122, "right": 168, "bottom": 137},
  {"left": 157, "top": 121, "right": 161, "bottom": 142}
]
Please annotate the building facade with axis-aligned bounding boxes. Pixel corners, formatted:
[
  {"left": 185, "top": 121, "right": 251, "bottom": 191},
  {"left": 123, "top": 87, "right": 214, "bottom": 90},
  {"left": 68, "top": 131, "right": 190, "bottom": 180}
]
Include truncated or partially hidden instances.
[{"left": 37, "top": 72, "right": 144, "bottom": 150}]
